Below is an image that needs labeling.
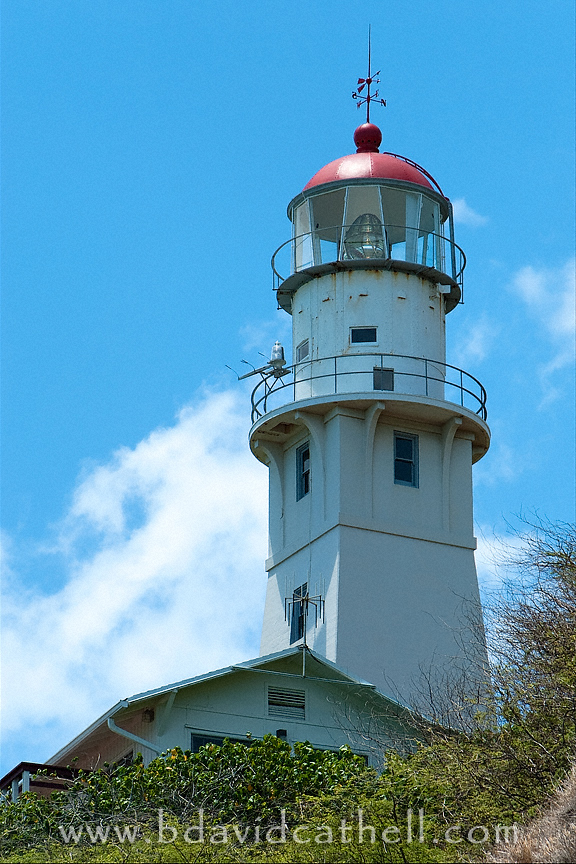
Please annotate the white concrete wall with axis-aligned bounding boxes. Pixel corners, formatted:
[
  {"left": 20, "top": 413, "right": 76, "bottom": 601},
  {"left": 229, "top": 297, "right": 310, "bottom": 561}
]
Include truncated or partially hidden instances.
[
  {"left": 259, "top": 402, "right": 484, "bottom": 703},
  {"left": 292, "top": 269, "right": 446, "bottom": 361},
  {"left": 335, "top": 527, "right": 484, "bottom": 704}
]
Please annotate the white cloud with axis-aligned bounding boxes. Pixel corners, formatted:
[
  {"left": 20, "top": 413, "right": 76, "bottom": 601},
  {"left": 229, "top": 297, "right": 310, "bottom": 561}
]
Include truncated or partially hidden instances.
[
  {"left": 475, "top": 528, "right": 508, "bottom": 593},
  {"left": 451, "top": 315, "right": 497, "bottom": 367},
  {"left": 511, "top": 259, "right": 576, "bottom": 402},
  {"left": 238, "top": 312, "right": 292, "bottom": 358},
  {"left": 512, "top": 259, "right": 575, "bottom": 343},
  {"left": 474, "top": 440, "right": 520, "bottom": 488},
  {"left": 452, "top": 198, "right": 488, "bottom": 227},
  {"left": 1, "top": 390, "right": 268, "bottom": 755}
]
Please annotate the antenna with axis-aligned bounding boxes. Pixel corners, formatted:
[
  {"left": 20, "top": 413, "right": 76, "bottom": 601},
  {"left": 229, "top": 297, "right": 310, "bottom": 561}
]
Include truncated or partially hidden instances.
[
  {"left": 352, "top": 25, "right": 386, "bottom": 123},
  {"left": 285, "top": 585, "right": 325, "bottom": 675}
]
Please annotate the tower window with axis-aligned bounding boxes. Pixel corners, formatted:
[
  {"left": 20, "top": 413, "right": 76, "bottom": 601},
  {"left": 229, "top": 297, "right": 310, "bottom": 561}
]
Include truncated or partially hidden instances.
[
  {"left": 296, "top": 442, "right": 310, "bottom": 500},
  {"left": 289, "top": 583, "right": 307, "bottom": 643},
  {"left": 296, "top": 339, "right": 309, "bottom": 362},
  {"left": 350, "top": 326, "right": 377, "bottom": 344},
  {"left": 373, "top": 367, "right": 394, "bottom": 391},
  {"left": 394, "top": 433, "right": 419, "bottom": 487}
]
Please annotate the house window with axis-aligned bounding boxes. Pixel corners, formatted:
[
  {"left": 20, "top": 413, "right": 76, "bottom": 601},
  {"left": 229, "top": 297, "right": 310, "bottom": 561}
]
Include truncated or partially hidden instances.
[
  {"left": 113, "top": 751, "right": 134, "bottom": 767},
  {"left": 290, "top": 582, "right": 307, "bottom": 643},
  {"left": 268, "top": 686, "right": 306, "bottom": 720},
  {"left": 191, "top": 734, "right": 249, "bottom": 753},
  {"left": 394, "top": 433, "right": 419, "bottom": 487},
  {"left": 296, "top": 443, "right": 310, "bottom": 500},
  {"left": 350, "top": 326, "right": 377, "bottom": 344},
  {"left": 373, "top": 367, "right": 394, "bottom": 391},
  {"left": 296, "top": 339, "right": 309, "bottom": 362}
]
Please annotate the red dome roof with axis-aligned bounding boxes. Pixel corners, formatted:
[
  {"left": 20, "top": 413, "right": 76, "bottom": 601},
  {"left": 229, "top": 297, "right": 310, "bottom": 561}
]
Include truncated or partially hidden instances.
[
  {"left": 303, "top": 124, "right": 439, "bottom": 193},
  {"left": 304, "top": 151, "right": 434, "bottom": 191}
]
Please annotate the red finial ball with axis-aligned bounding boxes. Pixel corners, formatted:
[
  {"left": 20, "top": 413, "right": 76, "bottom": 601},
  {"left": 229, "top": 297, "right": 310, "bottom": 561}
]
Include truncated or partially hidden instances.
[{"left": 354, "top": 123, "right": 382, "bottom": 153}]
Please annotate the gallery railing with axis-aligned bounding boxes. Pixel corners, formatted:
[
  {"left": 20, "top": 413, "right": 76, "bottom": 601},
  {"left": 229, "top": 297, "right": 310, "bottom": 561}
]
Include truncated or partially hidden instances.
[
  {"left": 250, "top": 352, "right": 487, "bottom": 424},
  {"left": 271, "top": 224, "right": 466, "bottom": 295}
]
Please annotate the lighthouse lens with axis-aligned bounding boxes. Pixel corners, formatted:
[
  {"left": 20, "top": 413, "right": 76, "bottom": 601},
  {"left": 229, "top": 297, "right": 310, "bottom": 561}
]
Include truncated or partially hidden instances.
[{"left": 344, "top": 213, "right": 386, "bottom": 260}]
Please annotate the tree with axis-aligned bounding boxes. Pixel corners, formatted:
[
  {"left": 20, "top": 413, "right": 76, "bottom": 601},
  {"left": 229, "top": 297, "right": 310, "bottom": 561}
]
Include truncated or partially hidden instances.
[{"left": 406, "top": 519, "right": 576, "bottom": 833}]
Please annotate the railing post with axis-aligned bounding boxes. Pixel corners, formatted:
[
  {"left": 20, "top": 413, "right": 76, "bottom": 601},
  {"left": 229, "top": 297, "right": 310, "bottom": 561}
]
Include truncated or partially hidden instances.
[
  {"left": 460, "top": 369, "right": 464, "bottom": 407},
  {"left": 334, "top": 356, "right": 337, "bottom": 394},
  {"left": 425, "top": 358, "right": 429, "bottom": 396}
]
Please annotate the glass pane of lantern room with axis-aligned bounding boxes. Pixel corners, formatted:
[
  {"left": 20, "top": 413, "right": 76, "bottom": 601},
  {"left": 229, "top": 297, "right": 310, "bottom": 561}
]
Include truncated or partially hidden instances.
[
  {"left": 418, "top": 196, "right": 438, "bottom": 267},
  {"left": 381, "top": 188, "right": 407, "bottom": 258},
  {"left": 344, "top": 186, "right": 383, "bottom": 229},
  {"left": 309, "top": 189, "right": 345, "bottom": 264},
  {"left": 294, "top": 202, "right": 313, "bottom": 271},
  {"left": 405, "top": 193, "right": 422, "bottom": 263},
  {"left": 342, "top": 186, "right": 386, "bottom": 259},
  {"left": 310, "top": 190, "right": 345, "bottom": 239},
  {"left": 295, "top": 201, "right": 311, "bottom": 236}
]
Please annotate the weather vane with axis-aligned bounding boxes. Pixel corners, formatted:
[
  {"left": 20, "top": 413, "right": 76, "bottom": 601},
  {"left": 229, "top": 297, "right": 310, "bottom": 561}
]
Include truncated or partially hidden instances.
[{"left": 352, "top": 25, "right": 386, "bottom": 123}]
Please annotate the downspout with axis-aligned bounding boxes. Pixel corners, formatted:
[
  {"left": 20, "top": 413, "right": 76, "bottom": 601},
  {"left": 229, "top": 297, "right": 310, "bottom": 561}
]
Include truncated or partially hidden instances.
[{"left": 107, "top": 718, "right": 162, "bottom": 755}]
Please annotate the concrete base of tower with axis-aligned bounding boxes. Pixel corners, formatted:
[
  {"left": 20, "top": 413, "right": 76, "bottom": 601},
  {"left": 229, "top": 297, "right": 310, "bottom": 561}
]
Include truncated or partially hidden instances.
[
  {"left": 254, "top": 392, "right": 489, "bottom": 710},
  {"left": 260, "top": 523, "right": 487, "bottom": 709}
]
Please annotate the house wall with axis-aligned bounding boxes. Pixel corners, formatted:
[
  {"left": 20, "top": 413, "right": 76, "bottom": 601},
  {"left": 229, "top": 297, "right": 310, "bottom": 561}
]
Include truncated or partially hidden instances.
[
  {"left": 157, "top": 671, "right": 378, "bottom": 755},
  {"left": 57, "top": 709, "right": 158, "bottom": 770},
  {"left": 56, "top": 668, "right": 413, "bottom": 770}
]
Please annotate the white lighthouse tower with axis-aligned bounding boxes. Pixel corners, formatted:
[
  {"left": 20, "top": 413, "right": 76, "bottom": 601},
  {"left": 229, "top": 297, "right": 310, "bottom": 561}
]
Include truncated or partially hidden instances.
[
  {"left": 249, "top": 80, "right": 490, "bottom": 705},
  {"left": 1, "top": 72, "right": 496, "bottom": 791}
]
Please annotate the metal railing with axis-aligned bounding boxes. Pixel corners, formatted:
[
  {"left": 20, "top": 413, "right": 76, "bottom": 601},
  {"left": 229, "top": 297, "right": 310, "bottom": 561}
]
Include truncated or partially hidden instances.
[
  {"left": 271, "top": 224, "right": 466, "bottom": 294},
  {"left": 250, "top": 352, "right": 487, "bottom": 424}
]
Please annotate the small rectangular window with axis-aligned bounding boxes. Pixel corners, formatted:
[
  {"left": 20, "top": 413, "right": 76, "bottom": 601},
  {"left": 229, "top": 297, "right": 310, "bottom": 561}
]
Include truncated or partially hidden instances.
[
  {"left": 394, "top": 432, "right": 418, "bottom": 487},
  {"left": 350, "top": 326, "right": 377, "bottom": 343},
  {"left": 373, "top": 367, "right": 394, "bottom": 391},
  {"left": 289, "top": 583, "right": 307, "bottom": 643},
  {"left": 113, "top": 751, "right": 134, "bottom": 767},
  {"left": 296, "top": 442, "right": 310, "bottom": 500},
  {"left": 191, "top": 735, "right": 249, "bottom": 753},
  {"left": 268, "top": 686, "right": 305, "bottom": 720},
  {"left": 296, "top": 339, "right": 309, "bottom": 362}
]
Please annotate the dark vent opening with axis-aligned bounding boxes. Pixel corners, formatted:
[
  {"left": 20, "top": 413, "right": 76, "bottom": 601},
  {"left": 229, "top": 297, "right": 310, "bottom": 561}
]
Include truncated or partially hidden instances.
[
  {"left": 268, "top": 687, "right": 305, "bottom": 719},
  {"left": 373, "top": 367, "right": 394, "bottom": 391}
]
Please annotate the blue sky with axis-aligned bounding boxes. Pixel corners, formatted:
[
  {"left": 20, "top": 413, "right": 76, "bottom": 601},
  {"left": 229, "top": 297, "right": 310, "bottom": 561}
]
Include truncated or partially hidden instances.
[{"left": 1, "top": 0, "right": 574, "bottom": 774}]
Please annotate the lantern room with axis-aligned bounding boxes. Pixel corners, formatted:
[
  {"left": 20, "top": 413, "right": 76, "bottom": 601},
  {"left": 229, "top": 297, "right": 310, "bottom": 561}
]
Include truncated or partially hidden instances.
[{"left": 273, "top": 123, "right": 464, "bottom": 314}]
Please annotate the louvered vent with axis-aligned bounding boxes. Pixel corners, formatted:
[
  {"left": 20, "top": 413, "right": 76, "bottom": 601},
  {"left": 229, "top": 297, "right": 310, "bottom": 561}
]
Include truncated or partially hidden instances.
[{"left": 268, "top": 687, "right": 305, "bottom": 719}]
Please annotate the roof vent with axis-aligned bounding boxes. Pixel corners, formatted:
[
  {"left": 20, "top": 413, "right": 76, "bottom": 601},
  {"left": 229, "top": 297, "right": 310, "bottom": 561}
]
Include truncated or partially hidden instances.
[{"left": 268, "top": 687, "right": 305, "bottom": 720}]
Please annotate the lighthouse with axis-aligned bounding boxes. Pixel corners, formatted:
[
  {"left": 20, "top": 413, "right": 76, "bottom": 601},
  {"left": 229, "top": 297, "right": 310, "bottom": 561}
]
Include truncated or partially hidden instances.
[
  {"left": 1, "top": 72, "right": 495, "bottom": 793},
  {"left": 250, "top": 83, "right": 490, "bottom": 705}
]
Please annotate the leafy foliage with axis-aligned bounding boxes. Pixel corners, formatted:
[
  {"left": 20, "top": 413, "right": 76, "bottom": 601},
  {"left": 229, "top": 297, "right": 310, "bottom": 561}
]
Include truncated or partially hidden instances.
[{"left": 0, "top": 737, "right": 371, "bottom": 856}]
